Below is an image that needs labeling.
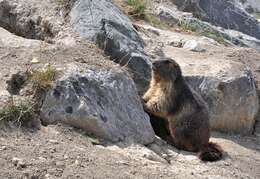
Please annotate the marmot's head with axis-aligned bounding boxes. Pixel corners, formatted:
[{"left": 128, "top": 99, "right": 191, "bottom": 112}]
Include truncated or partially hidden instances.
[{"left": 152, "top": 58, "right": 182, "bottom": 82}]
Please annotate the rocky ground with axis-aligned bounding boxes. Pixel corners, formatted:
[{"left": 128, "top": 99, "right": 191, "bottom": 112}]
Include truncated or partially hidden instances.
[
  {"left": 0, "top": 125, "right": 260, "bottom": 179},
  {"left": 0, "top": 0, "right": 260, "bottom": 178}
]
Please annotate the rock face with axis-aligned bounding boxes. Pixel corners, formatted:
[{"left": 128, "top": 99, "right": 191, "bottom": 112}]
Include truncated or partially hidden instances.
[
  {"left": 173, "top": 0, "right": 260, "bottom": 40},
  {"left": 164, "top": 47, "right": 259, "bottom": 134},
  {"left": 185, "top": 70, "right": 258, "bottom": 134},
  {"left": 0, "top": 28, "right": 42, "bottom": 48},
  {"left": 0, "top": 0, "right": 59, "bottom": 42},
  {"left": 41, "top": 63, "right": 155, "bottom": 144},
  {"left": 237, "top": 0, "right": 260, "bottom": 13},
  {"left": 70, "top": 0, "right": 151, "bottom": 94},
  {"left": 157, "top": 5, "right": 260, "bottom": 51}
]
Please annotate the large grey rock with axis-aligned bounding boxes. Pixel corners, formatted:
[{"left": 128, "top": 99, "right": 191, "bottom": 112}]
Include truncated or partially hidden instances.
[
  {"left": 164, "top": 47, "right": 259, "bottom": 134},
  {"left": 185, "top": 71, "right": 258, "bottom": 135},
  {"left": 173, "top": 0, "right": 260, "bottom": 40},
  {"left": 70, "top": 0, "right": 151, "bottom": 94},
  {"left": 40, "top": 63, "right": 155, "bottom": 144},
  {"left": 157, "top": 5, "right": 260, "bottom": 51}
]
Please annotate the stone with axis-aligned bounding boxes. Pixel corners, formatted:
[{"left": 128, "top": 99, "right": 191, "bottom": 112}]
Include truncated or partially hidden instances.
[
  {"left": 40, "top": 63, "right": 155, "bottom": 144},
  {"left": 157, "top": 5, "right": 260, "bottom": 51},
  {"left": 236, "top": 0, "right": 260, "bottom": 14},
  {"left": 183, "top": 40, "right": 206, "bottom": 52},
  {"left": 70, "top": 0, "right": 152, "bottom": 94},
  {"left": 12, "top": 157, "right": 26, "bottom": 169},
  {"left": 173, "top": 0, "right": 260, "bottom": 40},
  {"left": 0, "top": 146, "right": 7, "bottom": 151},
  {"left": 164, "top": 47, "right": 259, "bottom": 134}
]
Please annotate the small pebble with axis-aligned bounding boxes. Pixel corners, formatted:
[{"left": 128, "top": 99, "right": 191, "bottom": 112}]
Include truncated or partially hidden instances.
[
  {"left": 0, "top": 146, "right": 7, "bottom": 151},
  {"left": 12, "top": 157, "right": 26, "bottom": 169},
  {"left": 48, "top": 139, "right": 59, "bottom": 144},
  {"left": 74, "top": 160, "right": 80, "bottom": 165},
  {"left": 55, "top": 161, "right": 65, "bottom": 167},
  {"left": 44, "top": 174, "right": 51, "bottom": 179},
  {"left": 63, "top": 155, "right": 69, "bottom": 159}
]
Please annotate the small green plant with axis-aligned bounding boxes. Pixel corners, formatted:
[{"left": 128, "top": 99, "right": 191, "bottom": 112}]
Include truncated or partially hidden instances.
[
  {"left": 0, "top": 101, "right": 35, "bottom": 126},
  {"left": 177, "top": 19, "right": 227, "bottom": 45},
  {"left": 28, "top": 65, "right": 56, "bottom": 91},
  {"left": 145, "top": 14, "right": 170, "bottom": 29},
  {"left": 127, "top": 0, "right": 147, "bottom": 19},
  {"left": 199, "top": 30, "right": 227, "bottom": 45},
  {"left": 177, "top": 19, "right": 197, "bottom": 32},
  {"left": 56, "top": 0, "right": 68, "bottom": 6},
  {"left": 253, "top": 12, "right": 260, "bottom": 19}
]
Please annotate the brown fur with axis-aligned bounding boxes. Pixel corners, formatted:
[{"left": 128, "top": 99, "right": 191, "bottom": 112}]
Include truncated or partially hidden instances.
[{"left": 143, "top": 58, "right": 223, "bottom": 162}]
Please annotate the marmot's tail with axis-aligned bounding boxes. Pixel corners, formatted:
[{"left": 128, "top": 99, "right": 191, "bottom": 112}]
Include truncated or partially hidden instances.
[{"left": 198, "top": 142, "right": 223, "bottom": 162}]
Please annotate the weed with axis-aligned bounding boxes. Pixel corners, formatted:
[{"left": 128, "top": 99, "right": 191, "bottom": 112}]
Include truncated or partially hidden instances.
[
  {"left": 253, "top": 12, "right": 260, "bottom": 19},
  {"left": 0, "top": 101, "right": 35, "bottom": 126},
  {"left": 177, "top": 19, "right": 197, "bottom": 32},
  {"left": 0, "top": 65, "right": 56, "bottom": 127},
  {"left": 177, "top": 19, "right": 227, "bottom": 45},
  {"left": 199, "top": 30, "right": 227, "bottom": 45},
  {"left": 127, "top": 0, "right": 147, "bottom": 19},
  {"left": 145, "top": 14, "right": 170, "bottom": 29},
  {"left": 56, "top": 0, "right": 68, "bottom": 6},
  {"left": 28, "top": 65, "right": 56, "bottom": 92}
]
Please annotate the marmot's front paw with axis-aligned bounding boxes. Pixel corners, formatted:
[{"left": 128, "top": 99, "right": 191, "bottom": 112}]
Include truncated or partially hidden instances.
[
  {"left": 141, "top": 97, "right": 147, "bottom": 106},
  {"left": 146, "top": 101, "right": 160, "bottom": 113},
  {"left": 143, "top": 102, "right": 150, "bottom": 112},
  {"left": 142, "top": 96, "right": 149, "bottom": 103}
]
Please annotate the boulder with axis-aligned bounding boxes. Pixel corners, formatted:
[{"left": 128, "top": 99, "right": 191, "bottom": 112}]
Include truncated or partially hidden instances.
[
  {"left": 183, "top": 40, "right": 206, "bottom": 52},
  {"left": 70, "top": 0, "right": 151, "bottom": 94},
  {"left": 157, "top": 5, "right": 260, "bottom": 51},
  {"left": 164, "top": 47, "right": 259, "bottom": 134},
  {"left": 40, "top": 63, "right": 155, "bottom": 144},
  {"left": 173, "top": 0, "right": 260, "bottom": 40}
]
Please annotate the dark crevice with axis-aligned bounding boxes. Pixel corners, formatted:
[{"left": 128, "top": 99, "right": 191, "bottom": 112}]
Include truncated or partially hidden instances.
[
  {"left": 252, "top": 89, "right": 260, "bottom": 135},
  {"left": 148, "top": 113, "right": 174, "bottom": 145},
  {"left": 0, "top": 0, "right": 56, "bottom": 43}
]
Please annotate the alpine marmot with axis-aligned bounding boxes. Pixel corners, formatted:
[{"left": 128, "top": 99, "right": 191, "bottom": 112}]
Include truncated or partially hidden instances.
[{"left": 143, "top": 58, "right": 223, "bottom": 161}]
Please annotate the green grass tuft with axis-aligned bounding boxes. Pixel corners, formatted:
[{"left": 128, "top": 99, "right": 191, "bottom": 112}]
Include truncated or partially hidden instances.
[
  {"left": 145, "top": 13, "right": 170, "bottom": 29},
  {"left": 127, "top": 0, "right": 147, "bottom": 19},
  {"left": 56, "top": 0, "right": 68, "bottom": 6},
  {"left": 177, "top": 19, "right": 227, "bottom": 45},
  {"left": 253, "top": 12, "right": 260, "bottom": 19},
  {"left": 0, "top": 102, "right": 35, "bottom": 126},
  {"left": 28, "top": 65, "right": 56, "bottom": 91}
]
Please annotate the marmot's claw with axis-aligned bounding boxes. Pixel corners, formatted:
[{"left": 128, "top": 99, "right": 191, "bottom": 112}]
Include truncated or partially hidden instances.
[
  {"left": 141, "top": 98, "right": 147, "bottom": 105},
  {"left": 143, "top": 103, "right": 150, "bottom": 113}
]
